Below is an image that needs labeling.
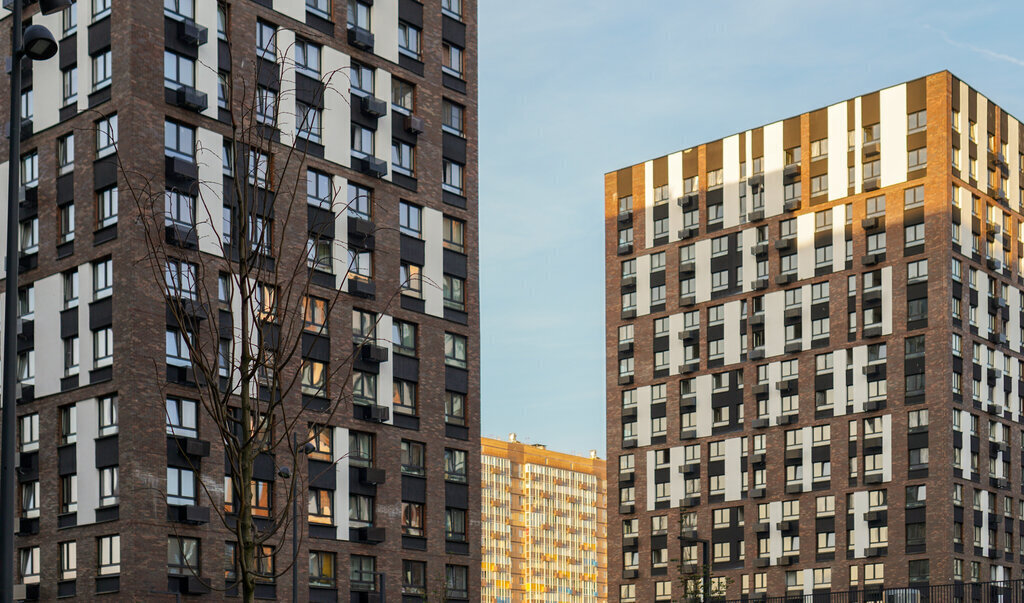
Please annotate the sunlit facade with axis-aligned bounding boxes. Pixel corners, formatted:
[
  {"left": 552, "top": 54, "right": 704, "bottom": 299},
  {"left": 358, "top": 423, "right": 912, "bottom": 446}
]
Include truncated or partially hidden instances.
[{"left": 482, "top": 435, "right": 607, "bottom": 602}]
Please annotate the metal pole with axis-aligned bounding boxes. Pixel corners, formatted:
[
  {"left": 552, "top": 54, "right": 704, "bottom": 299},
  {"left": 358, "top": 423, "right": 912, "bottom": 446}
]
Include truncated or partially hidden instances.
[
  {"left": 292, "top": 433, "right": 299, "bottom": 603},
  {"left": 0, "top": 0, "right": 24, "bottom": 599},
  {"left": 702, "top": 539, "right": 710, "bottom": 603}
]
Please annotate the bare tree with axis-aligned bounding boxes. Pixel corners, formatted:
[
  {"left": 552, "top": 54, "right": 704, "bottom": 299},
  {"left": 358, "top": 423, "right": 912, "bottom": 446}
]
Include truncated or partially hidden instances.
[{"left": 116, "top": 32, "right": 401, "bottom": 602}]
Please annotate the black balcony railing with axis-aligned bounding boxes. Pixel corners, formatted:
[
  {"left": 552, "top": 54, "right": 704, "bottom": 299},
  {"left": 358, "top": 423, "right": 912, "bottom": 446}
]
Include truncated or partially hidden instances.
[{"left": 708, "top": 579, "right": 1024, "bottom": 603}]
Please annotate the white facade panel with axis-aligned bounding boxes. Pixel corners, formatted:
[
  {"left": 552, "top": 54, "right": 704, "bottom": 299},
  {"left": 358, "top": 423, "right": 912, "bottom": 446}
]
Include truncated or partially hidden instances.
[
  {"left": 322, "top": 47, "right": 351, "bottom": 166},
  {"left": 827, "top": 102, "right": 849, "bottom": 201},
  {"left": 196, "top": 128, "right": 225, "bottom": 256},
  {"left": 763, "top": 122, "right": 784, "bottom": 217},
  {"left": 422, "top": 208, "right": 444, "bottom": 317},
  {"left": 722, "top": 135, "right": 741, "bottom": 229},
  {"left": 879, "top": 84, "right": 908, "bottom": 187}
]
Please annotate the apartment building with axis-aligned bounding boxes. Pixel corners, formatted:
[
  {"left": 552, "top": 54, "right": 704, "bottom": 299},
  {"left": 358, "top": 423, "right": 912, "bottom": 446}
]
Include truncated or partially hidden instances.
[
  {"left": 481, "top": 435, "right": 607, "bottom": 602},
  {"left": 606, "top": 71, "right": 1024, "bottom": 601},
  {"left": 4, "top": 0, "right": 478, "bottom": 599}
]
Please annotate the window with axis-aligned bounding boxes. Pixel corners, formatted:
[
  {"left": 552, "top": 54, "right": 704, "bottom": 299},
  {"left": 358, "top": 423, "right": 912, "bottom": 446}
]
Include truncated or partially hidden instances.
[
  {"left": 442, "top": 216, "right": 465, "bottom": 252},
  {"left": 63, "top": 3, "right": 77, "bottom": 36},
  {"left": 445, "top": 507, "right": 467, "bottom": 542},
  {"left": 445, "top": 391, "right": 466, "bottom": 426},
  {"left": 256, "top": 20, "right": 276, "bottom": 58},
  {"left": 904, "top": 185, "right": 924, "bottom": 208},
  {"left": 93, "top": 327, "right": 113, "bottom": 368},
  {"left": 402, "top": 560, "right": 426, "bottom": 596},
  {"left": 350, "top": 61, "right": 374, "bottom": 95},
  {"left": 442, "top": 43, "right": 464, "bottom": 78},
  {"left": 347, "top": 0, "right": 371, "bottom": 31},
  {"left": 62, "top": 67, "right": 78, "bottom": 106},
  {"left": 167, "top": 467, "right": 196, "bottom": 505},
  {"left": 95, "top": 186, "right": 118, "bottom": 228},
  {"left": 400, "top": 440, "right": 425, "bottom": 476},
  {"left": 255, "top": 546, "right": 275, "bottom": 583},
  {"left": 301, "top": 359, "right": 327, "bottom": 397},
  {"left": 347, "top": 183, "right": 372, "bottom": 220},
  {"left": 99, "top": 467, "right": 118, "bottom": 506},
  {"left": 442, "top": 0, "right": 462, "bottom": 18},
  {"left": 445, "top": 332, "right": 467, "bottom": 368},
  {"left": 444, "top": 275, "right": 466, "bottom": 311},
  {"left": 92, "top": 50, "right": 112, "bottom": 90},
  {"left": 389, "top": 320, "right": 416, "bottom": 356},
  {"left": 351, "top": 124, "right": 374, "bottom": 158},
  {"left": 905, "top": 223, "right": 924, "bottom": 247},
  {"left": 309, "top": 551, "right": 335, "bottom": 588},
  {"left": 443, "top": 100, "right": 464, "bottom": 136},
  {"left": 164, "top": 120, "right": 194, "bottom": 160},
  {"left": 20, "top": 153, "right": 37, "bottom": 188},
  {"left": 164, "top": 0, "right": 194, "bottom": 19},
  {"left": 349, "top": 493, "right": 373, "bottom": 527},
  {"left": 99, "top": 395, "right": 118, "bottom": 436},
  {"left": 392, "top": 140, "right": 414, "bottom": 175},
  {"left": 349, "top": 431, "right": 373, "bottom": 467},
  {"left": 256, "top": 86, "right": 277, "bottom": 125},
  {"left": 398, "top": 21, "right": 421, "bottom": 59},
  {"left": 445, "top": 565, "right": 468, "bottom": 600},
  {"left": 166, "top": 397, "right": 197, "bottom": 438},
  {"left": 811, "top": 138, "right": 828, "bottom": 159},
  {"left": 19, "top": 547, "right": 39, "bottom": 585},
  {"left": 164, "top": 50, "right": 195, "bottom": 88},
  {"left": 306, "top": 0, "right": 330, "bottom": 18},
  {"left": 165, "top": 190, "right": 194, "bottom": 229},
  {"left": 443, "top": 159, "right": 464, "bottom": 194},
  {"left": 306, "top": 237, "right": 332, "bottom": 273},
  {"left": 20, "top": 481, "right": 39, "bottom": 519},
  {"left": 164, "top": 259, "right": 197, "bottom": 300},
  {"left": 393, "top": 379, "right": 416, "bottom": 415},
  {"left": 444, "top": 448, "right": 467, "bottom": 483},
  {"left": 59, "top": 541, "right": 76, "bottom": 581},
  {"left": 297, "top": 102, "right": 322, "bottom": 143},
  {"left": 400, "top": 263, "right": 422, "bottom": 297},
  {"left": 352, "top": 371, "right": 377, "bottom": 405},
  {"left": 309, "top": 488, "right": 333, "bottom": 524},
  {"left": 908, "top": 109, "right": 926, "bottom": 133},
  {"left": 62, "top": 335, "right": 80, "bottom": 376},
  {"left": 392, "top": 78, "right": 414, "bottom": 114},
  {"left": 18, "top": 414, "right": 38, "bottom": 453},
  {"left": 306, "top": 169, "right": 332, "bottom": 209},
  {"left": 165, "top": 328, "right": 191, "bottom": 367},
  {"left": 295, "top": 38, "right": 321, "bottom": 77},
  {"left": 907, "top": 259, "right": 928, "bottom": 283},
  {"left": 811, "top": 174, "right": 828, "bottom": 196},
  {"left": 19, "top": 219, "right": 38, "bottom": 254}
]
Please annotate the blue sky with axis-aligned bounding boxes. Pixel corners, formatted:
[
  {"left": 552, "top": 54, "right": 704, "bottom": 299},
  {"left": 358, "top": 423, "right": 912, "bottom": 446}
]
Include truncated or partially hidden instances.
[{"left": 477, "top": 0, "right": 1024, "bottom": 457}]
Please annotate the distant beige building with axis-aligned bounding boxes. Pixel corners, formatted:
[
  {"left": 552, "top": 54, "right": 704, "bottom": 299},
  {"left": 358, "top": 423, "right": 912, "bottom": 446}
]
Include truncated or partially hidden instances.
[{"left": 481, "top": 435, "right": 607, "bottom": 602}]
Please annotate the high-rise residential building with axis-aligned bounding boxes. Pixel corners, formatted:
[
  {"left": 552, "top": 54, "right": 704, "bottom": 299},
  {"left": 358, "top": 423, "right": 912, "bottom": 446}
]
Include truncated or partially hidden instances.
[
  {"left": 481, "top": 435, "right": 607, "bottom": 602},
  {"left": 605, "top": 71, "right": 1024, "bottom": 601},
  {"left": 3, "top": 0, "right": 477, "bottom": 599}
]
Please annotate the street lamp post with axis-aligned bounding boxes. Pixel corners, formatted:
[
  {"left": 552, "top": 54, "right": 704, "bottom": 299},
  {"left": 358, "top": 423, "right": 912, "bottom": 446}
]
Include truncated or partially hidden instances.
[{"left": 0, "top": 1, "right": 68, "bottom": 600}]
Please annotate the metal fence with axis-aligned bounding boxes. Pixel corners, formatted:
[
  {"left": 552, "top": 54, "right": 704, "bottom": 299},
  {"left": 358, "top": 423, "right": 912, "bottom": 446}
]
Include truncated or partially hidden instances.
[{"left": 710, "top": 579, "right": 1024, "bottom": 603}]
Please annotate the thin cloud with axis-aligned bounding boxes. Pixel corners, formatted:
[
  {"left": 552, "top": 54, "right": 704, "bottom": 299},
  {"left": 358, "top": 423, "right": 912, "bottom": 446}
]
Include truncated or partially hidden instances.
[{"left": 926, "top": 24, "right": 1024, "bottom": 68}]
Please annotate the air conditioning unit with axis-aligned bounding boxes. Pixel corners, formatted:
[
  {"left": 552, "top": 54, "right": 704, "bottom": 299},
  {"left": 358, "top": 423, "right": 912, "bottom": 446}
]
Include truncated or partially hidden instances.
[{"left": 404, "top": 114, "right": 425, "bottom": 134}]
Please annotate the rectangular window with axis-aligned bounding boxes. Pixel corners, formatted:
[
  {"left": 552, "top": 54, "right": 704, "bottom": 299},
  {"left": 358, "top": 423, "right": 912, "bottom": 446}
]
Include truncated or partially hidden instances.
[
  {"left": 442, "top": 43, "right": 464, "bottom": 78},
  {"left": 398, "top": 21, "right": 421, "bottom": 59},
  {"left": 444, "top": 448, "right": 467, "bottom": 483},
  {"left": 444, "top": 332, "right": 467, "bottom": 368},
  {"left": 92, "top": 50, "right": 112, "bottom": 90}
]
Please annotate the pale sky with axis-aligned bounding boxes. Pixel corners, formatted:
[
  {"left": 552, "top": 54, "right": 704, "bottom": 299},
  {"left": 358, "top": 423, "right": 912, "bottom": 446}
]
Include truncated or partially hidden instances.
[{"left": 478, "top": 0, "right": 1024, "bottom": 457}]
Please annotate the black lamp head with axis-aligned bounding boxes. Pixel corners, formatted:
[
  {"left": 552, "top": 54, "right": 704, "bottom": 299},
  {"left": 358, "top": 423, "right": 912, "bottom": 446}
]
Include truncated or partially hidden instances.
[
  {"left": 38, "top": 0, "right": 74, "bottom": 15},
  {"left": 22, "top": 24, "right": 57, "bottom": 61}
]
